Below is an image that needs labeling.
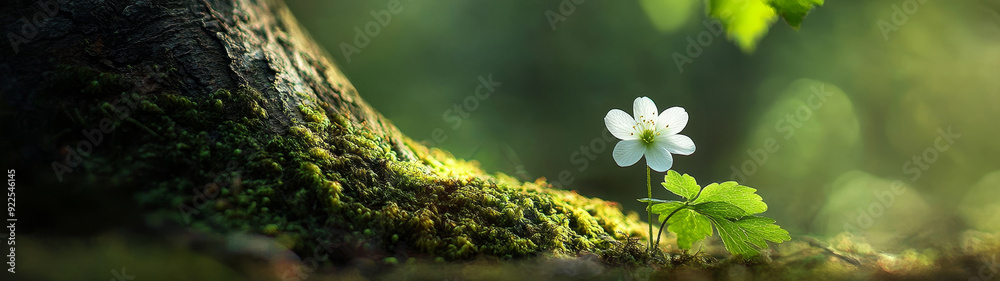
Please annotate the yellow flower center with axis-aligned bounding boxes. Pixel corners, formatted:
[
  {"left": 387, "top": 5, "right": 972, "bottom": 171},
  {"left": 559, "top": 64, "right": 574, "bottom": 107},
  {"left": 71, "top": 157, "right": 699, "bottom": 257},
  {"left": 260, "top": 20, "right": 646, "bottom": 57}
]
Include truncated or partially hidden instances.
[
  {"left": 632, "top": 115, "right": 668, "bottom": 146},
  {"left": 639, "top": 129, "right": 656, "bottom": 145}
]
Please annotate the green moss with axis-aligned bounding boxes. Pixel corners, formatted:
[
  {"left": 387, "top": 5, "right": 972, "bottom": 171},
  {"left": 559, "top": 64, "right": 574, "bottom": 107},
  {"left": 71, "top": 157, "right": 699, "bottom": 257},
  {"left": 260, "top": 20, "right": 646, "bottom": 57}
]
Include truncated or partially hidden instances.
[
  {"left": 47, "top": 65, "right": 131, "bottom": 98},
  {"left": 51, "top": 70, "right": 652, "bottom": 269},
  {"left": 141, "top": 100, "right": 164, "bottom": 114},
  {"left": 298, "top": 104, "right": 330, "bottom": 125},
  {"left": 212, "top": 99, "right": 224, "bottom": 112},
  {"left": 231, "top": 86, "right": 267, "bottom": 119},
  {"left": 212, "top": 89, "right": 232, "bottom": 99},
  {"left": 308, "top": 147, "right": 333, "bottom": 162},
  {"left": 158, "top": 93, "right": 197, "bottom": 110},
  {"left": 288, "top": 126, "right": 321, "bottom": 147}
]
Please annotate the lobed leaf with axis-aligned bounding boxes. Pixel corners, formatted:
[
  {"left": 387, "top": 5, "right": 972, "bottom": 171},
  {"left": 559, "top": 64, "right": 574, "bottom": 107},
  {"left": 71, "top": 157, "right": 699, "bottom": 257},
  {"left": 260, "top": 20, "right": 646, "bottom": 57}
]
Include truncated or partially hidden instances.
[
  {"left": 691, "top": 201, "right": 749, "bottom": 219},
  {"left": 691, "top": 181, "right": 768, "bottom": 215},
  {"left": 647, "top": 170, "right": 789, "bottom": 258},
  {"left": 734, "top": 216, "right": 791, "bottom": 247},
  {"left": 704, "top": 214, "right": 791, "bottom": 258},
  {"left": 704, "top": 214, "right": 760, "bottom": 257},
  {"left": 661, "top": 170, "right": 701, "bottom": 201},
  {"left": 651, "top": 201, "right": 685, "bottom": 216},
  {"left": 667, "top": 209, "right": 713, "bottom": 249}
]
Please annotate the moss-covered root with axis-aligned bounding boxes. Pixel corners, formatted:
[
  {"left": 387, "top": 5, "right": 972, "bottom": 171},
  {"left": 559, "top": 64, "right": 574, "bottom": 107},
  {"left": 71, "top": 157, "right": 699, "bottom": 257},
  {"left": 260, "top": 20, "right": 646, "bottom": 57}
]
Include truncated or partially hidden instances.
[{"left": 41, "top": 66, "right": 656, "bottom": 265}]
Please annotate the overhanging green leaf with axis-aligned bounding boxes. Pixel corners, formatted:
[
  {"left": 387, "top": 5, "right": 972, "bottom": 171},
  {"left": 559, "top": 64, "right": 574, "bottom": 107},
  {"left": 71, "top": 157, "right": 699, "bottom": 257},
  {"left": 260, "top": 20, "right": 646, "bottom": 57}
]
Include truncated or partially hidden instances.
[
  {"left": 765, "top": 0, "right": 823, "bottom": 28},
  {"left": 707, "top": 0, "right": 777, "bottom": 52},
  {"left": 706, "top": 0, "right": 823, "bottom": 51}
]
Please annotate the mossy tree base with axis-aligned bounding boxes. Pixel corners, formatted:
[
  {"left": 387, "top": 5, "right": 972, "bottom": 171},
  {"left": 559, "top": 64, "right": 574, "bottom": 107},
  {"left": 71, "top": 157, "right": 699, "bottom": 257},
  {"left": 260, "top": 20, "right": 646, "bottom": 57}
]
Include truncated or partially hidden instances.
[{"left": 1, "top": 0, "right": 653, "bottom": 267}]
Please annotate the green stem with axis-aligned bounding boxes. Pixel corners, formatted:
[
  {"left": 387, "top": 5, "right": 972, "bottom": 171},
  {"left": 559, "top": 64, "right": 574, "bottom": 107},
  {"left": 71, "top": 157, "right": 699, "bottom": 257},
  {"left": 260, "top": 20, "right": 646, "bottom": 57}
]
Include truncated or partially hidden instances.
[
  {"left": 646, "top": 166, "right": 652, "bottom": 253},
  {"left": 655, "top": 204, "right": 686, "bottom": 249}
]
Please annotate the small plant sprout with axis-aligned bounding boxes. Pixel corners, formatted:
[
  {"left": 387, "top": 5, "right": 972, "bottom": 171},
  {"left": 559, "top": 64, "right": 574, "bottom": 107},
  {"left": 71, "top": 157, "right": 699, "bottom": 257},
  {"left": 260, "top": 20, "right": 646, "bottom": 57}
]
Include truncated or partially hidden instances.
[
  {"left": 638, "top": 171, "right": 790, "bottom": 259},
  {"left": 605, "top": 96, "right": 695, "bottom": 252},
  {"left": 606, "top": 97, "right": 789, "bottom": 259}
]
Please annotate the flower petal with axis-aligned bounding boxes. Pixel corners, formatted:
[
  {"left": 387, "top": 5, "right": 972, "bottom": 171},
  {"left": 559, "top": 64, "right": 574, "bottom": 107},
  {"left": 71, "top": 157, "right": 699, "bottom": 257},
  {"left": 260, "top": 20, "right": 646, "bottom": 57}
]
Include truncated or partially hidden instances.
[
  {"left": 660, "top": 134, "right": 696, "bottom": 155},
  {"left": 605, "top": 109, "right": 638, "bottom": 140},
  {"left": 633, "top": 97, "right": 658, "bottom": 122},
  {"left": 613, "top": 140, "right": 644, "bottom": 167},
  {"left": 644, "top": 143, "right": 674, "bottom": 172},
  {"left": 657, "top": 107, "right": 688, "bottom": 135}
]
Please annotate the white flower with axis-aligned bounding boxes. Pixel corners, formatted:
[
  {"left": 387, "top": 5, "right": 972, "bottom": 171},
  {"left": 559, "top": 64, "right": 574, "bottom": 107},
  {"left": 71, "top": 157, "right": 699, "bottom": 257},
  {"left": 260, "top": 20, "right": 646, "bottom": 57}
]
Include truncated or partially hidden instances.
[{"left": 604, "top": 97, "right": 696, "bottom": 172}]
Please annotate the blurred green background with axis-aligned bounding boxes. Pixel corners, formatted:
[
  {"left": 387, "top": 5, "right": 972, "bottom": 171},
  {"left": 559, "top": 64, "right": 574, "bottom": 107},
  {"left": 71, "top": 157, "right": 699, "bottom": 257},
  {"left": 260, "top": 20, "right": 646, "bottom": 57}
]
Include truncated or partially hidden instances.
[{"left": 285, "top": 0, "right": 1000, "bottom": 247}]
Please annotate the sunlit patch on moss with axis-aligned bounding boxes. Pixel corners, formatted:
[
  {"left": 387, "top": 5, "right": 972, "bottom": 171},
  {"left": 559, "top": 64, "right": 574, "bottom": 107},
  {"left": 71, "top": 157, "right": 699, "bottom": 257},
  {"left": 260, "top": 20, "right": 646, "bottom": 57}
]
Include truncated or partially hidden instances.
[{"left": 298, "top": 103, "right": 330, "bottom": 125}]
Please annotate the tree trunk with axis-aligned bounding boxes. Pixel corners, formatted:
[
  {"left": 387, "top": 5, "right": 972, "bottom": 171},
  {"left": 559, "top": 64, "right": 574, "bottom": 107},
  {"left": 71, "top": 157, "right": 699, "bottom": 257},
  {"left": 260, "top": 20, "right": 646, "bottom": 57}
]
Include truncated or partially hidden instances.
[{"left": 1, "top": 0, "right": 651, "bottom": 270}]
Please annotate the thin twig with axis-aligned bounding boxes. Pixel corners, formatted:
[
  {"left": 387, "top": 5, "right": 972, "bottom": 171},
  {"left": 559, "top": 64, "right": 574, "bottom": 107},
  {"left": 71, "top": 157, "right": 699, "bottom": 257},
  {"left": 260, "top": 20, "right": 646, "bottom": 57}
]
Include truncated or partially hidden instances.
[{"left": 802, "top": 236, "right": 861, "bottom": 266}]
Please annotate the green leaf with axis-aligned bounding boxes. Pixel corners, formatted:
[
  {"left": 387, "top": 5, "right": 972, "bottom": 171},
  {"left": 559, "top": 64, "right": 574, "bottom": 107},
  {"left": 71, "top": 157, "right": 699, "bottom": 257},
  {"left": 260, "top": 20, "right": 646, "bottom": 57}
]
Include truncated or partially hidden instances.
[
  {"left": 734, "top": 216, "right": 791, "bottom": 248},
  {"left": 703, "top": 214, "right": 758, "bottom": 257},
  {"left": 706, "top": 0, "right": 823, "bottom": 52},
  {"left": 703, "top": 214, "right": 791, "bottom": 257},
  {"left": 649, "top": 201, "right": 712, "bottom": 249},
  {"left": 650, "top": 201, "right": 685, "bottom": 216},
  {"left": 707, "top": 0, "right": 777, "bottom": 52},
  {"left": 691, "top": 181, "right": 768, "bottom": 215},
  {"left": 645, "top": 172, "right": 789, "bottom": 258},
  {"left": 691, "top": 201, "right": 749, "bottom": 219},
  {"left": 765, "top": 0, "right": 824, "bottom": 28},
  {"left": 667, "top": 209, "right": 713, "bottom": 249},
  {"left": 661, "top": 170, "right": 700, "bottom": 201}
]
